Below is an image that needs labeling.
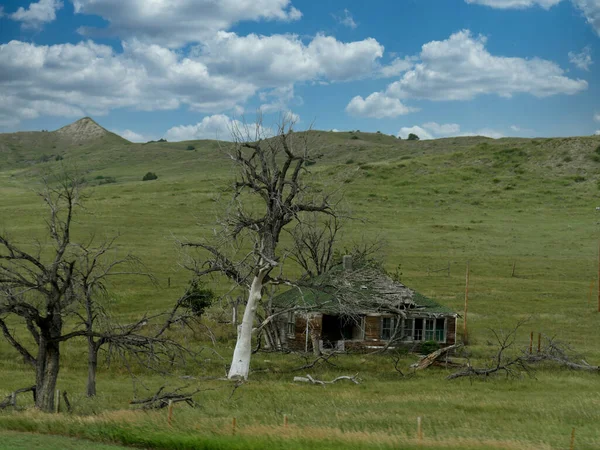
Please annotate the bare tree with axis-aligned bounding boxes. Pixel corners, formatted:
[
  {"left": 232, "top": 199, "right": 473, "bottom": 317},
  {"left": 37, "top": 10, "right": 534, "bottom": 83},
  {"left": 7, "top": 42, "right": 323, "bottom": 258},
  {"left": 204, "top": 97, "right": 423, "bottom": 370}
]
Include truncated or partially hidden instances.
[
  {"left": 181, "top": 116, "right": 336, "bottom": 380},
  {"left": 0, "top": 175, "right": 81, "bottom": 411}
]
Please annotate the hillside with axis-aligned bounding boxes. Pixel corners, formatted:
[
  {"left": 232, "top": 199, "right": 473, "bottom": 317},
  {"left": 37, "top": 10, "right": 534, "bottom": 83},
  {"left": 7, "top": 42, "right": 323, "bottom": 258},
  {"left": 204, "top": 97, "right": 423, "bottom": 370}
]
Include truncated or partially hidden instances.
[{"left": 2, "top": 120, "right": 600, "bottom": 448}]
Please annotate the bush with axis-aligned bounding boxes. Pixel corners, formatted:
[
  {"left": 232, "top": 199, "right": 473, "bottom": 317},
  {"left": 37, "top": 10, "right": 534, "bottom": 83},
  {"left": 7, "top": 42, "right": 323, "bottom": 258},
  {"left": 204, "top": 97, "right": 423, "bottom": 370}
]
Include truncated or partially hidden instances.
[
  {"left": 419, "top": 340, "right": 439, "bottom": 355},
  {"left": 186, "top": 145, "right": 195, "bottom": 151},
  {"left": 181, "top": 279, "right": 215, "bottom": 317},
  {"left": 350, "top": 135, "right": 359, "bottom": 140},
  {"left": 407, "top": 133, "right": 420, "bottom": 141},
  {"left": 55, "top": 155, "right": 63, "bottom": 161},
  {"left": 142, "top": 172, "right": 158, "bottom": 181}
]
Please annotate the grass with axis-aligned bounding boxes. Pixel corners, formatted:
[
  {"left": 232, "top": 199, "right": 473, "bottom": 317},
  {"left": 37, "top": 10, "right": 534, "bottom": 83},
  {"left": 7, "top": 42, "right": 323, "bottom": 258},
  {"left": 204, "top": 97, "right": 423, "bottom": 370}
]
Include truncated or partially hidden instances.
[{"left": 1, "top": 127, "right": 600, "bottom": 448}]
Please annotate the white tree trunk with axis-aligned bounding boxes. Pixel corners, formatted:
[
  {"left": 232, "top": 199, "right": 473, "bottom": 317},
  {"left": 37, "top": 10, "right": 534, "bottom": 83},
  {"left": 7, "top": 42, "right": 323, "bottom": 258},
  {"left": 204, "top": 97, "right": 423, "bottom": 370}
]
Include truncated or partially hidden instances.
[{"left": 228, "top": 271, "right": 266, "bottom": 379}]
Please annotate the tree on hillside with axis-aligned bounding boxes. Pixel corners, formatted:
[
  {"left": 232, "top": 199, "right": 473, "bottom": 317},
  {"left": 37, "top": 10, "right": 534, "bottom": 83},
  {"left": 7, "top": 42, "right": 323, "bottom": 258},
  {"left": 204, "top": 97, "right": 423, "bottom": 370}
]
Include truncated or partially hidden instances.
[
  {"left": 181, "top": 116, "right": 337, "bottom": 380},
  {"left": 0, "top": 175, "right": 83, "bottom": 411},
  {"left": 0, "top": 175, "right": 192, "bottom": 408},
  {"left": 407, "top": 133, "right": 420, "bottom": 141}
]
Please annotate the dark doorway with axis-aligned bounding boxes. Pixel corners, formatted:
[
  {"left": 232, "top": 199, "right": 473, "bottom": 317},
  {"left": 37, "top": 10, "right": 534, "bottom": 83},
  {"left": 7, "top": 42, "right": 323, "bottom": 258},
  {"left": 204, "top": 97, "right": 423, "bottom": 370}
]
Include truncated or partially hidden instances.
[{"left": 321, "top": 315, "right": 355, "bottom": 348}]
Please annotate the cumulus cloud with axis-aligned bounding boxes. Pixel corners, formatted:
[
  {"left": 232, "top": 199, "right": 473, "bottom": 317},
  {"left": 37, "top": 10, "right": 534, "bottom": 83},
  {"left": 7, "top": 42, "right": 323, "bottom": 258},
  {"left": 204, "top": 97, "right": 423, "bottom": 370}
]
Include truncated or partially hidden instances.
[
  {"left": 466, "top": 0, "right": 600, "bottom": 35},
  {"left": 573, "top": 0, "right": 600, "bottom": 35},
  {"left": 465, "top": 0, "right": 561, "bottom": 8},
  {"left": 198, "top": 32, "right": 384, "bottom": 85},
  {"left": 0, "top": 39, "right": 257, "bottom": 127},
  {"left": 596, "top": 130, "right": 600, "bottom": 135},
  {"left": 333, "top": 9, "right": 357, "bottom": 29},
  {"left": 10, "top": 0, "right": 63, "bottom": 29},
  {"left": 389, "top": 30, "right": 587, "bottom": 100},
  {"left": 72, "top": 0, "right": 302, "bottom": 47},
  {"left": 379, "top": 57, "right": 415, "bottom": 78},
  {"left": 569, "top": 47, "right": 593, "bottom": 70},
  {"left": 397, "top": 122, "right": 504, "bottom": 139},
  {"left": 165, "top": 114, "right": 276, "bottom": 141},
  {"left": 397, "top": 126, "right": 434, "bottom": 140},
  {"left": 113, "top": 129, "right": 155, "bottom": 143},
  {"left": 346, "top": 92, "right": 416, "bottom": 118},
  {"left": 348, "top": 30, "right": 587, "bottom": 117},
  {"left": 0, "top": 30, "right": 387, "bottom": 128},
  {"left": 594, "top": 113, "right": 600, "bottom": 122}
]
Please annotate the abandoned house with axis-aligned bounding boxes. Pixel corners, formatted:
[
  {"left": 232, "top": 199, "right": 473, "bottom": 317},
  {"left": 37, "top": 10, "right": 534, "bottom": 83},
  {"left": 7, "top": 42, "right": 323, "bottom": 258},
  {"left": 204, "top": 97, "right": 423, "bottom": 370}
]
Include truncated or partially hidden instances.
[{"left": 271, "top": 256, "right": 458, "bottom": 352}]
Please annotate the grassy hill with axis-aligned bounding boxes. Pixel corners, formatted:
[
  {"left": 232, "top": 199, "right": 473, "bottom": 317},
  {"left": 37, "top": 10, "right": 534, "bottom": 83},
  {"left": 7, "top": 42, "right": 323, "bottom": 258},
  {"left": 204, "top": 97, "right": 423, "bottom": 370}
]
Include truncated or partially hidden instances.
[{"left": 1, "top": 120, "right": 600, "bottom": 449}]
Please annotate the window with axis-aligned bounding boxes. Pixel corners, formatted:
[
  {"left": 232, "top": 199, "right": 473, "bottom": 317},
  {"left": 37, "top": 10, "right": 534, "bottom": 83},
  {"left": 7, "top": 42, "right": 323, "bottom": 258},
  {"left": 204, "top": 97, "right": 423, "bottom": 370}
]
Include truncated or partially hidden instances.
[
  {"left": 403, "top": 318, "right": 414, "bottom": 340},
  {"left": 381, "top": 317, "right": 394, "bottom": 340},
  {"left": 414, "top": 318, "right": 423, "bottom": 341},
  {"left": 425, "top": 319, "right": 435, "bottom": 341},
  {"left": 287, "top": 312, "right": 295, "bottom": 336},
  {"left": 435, "top": 318, "right": 446, "bottom": 342}
]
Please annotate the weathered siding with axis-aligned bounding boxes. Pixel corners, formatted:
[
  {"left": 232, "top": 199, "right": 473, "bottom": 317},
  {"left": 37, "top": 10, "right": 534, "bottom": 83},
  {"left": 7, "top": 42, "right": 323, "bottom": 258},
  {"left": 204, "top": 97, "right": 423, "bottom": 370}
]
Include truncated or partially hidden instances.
[
  {"left": 288, "top": 313, "right": 322, "bottom": 352},
  {"left": 364, "top": 316, "right": 380, "bottom": 341},
  {"left": 447, "top": 316, "right": 457, "bottom": 345}
]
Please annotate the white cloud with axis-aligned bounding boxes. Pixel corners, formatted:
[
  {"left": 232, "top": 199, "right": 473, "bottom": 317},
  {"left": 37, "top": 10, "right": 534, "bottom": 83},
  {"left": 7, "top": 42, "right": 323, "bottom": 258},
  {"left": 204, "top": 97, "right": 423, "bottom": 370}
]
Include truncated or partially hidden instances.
[
  {"left": 347, "top": 30, "right": 585, "bottom": 117},
  {"left": 113, "top": 129, "right": 155, "bottom": 143},
  {"left": 388, "top": 30, "right": 587, "bottom": 100},
  {"left": 0, "top": 40, "right": 257, "bottom": 127},
  {"left": 422, "top": 122, "right": 461, "bottom": 135},
  {"left": 466, "top": 0, "right": 600, "bottom": 35},
  {"left": 346, "top": 92, "right": 416, "bottom": 118},
  {"left": 594, "top": 113, "right": 600, "bottom": 122},
  {"left": 595, "top": 130, "right": 600, "bottom": 135},
  {"left": 333, "top": 9, "right": 357, "bottom": 29},
  {"left": 72, "top": 0, "right": 302, "bottom": 47},
  {"left": 165, "top": 114, "right": 240, "bottom": 141},
  {"left": 10, "top": 0, "right": 63, "bottom": 29},
  {"left": 569, "top": 47, "right": 593, "bottom": 70},
  {"left": 397, "top": 122, "right": 504, "bottom": 140},
  {"left": 573, "top": 0, "right": 600, "bottom": 36},
  {"left": 379, "top": 57, "right": 415, "bottom": 78},
  {"left": 198, "top": 32, "right": 384, "bottom": 85},
  {"left": 397, "top": 126, "right": 434, "bottom": 140},
  {"left": 465, "top": 0, "right": 561, "bottom": 8}
]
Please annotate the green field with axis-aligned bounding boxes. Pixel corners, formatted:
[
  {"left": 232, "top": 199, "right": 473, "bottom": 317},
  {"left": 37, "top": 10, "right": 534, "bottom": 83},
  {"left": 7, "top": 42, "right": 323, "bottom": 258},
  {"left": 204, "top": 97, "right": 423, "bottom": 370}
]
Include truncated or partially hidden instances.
[{"left": 1, "top": 123, "right": 600, "bottom": 449}]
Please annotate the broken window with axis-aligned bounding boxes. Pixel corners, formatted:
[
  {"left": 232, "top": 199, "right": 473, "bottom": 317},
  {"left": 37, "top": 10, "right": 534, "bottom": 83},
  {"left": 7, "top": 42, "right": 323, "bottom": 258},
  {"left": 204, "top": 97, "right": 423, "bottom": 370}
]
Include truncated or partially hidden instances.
[
  {"left": 435, "top": 318, "right": 445, "bottom": 342},
  {"left": 425, "top": 318, "right": 435, "bottom": 341},
  {"left": 414, "top": 318, "right": 423, "bottom": 341},
  {"left": 381, "top": 317, "right": 394, "bottom": 340},
  {"left": 403, "top": 318, "right": 414, "bottom": 340},
  {"left": 287, "top": 312, "right": 295, "bottom": 336}
]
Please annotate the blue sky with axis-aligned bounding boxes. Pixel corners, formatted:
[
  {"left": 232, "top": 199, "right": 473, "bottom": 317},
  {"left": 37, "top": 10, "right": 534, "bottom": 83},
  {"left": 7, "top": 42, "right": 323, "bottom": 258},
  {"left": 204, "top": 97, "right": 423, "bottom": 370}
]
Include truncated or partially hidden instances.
[{"left": 0, "top": 0, "right": 599, "bottom": 141}]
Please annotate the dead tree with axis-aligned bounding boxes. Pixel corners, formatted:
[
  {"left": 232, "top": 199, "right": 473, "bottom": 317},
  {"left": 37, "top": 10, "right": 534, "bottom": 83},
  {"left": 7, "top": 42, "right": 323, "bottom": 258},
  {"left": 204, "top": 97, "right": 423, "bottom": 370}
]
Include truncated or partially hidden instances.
[
  {"left": 0, "top": 174, "right": 82, "bottom": 411},
  {"left": 447, "top": 323, "right": 532, "bottom": 380},
  {"left": 181, "top": 115, "right": 336, "bottom": 380},
  {"left": 524, "top": 336, "right": 600, "bottom": 372}
]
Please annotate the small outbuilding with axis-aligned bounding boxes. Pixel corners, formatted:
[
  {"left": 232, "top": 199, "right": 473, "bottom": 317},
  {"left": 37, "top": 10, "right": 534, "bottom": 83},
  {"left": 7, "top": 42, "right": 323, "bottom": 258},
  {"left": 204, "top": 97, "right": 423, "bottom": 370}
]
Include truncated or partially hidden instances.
[{"left": 271, "top": 256, "right": 458, "bottom": 353}]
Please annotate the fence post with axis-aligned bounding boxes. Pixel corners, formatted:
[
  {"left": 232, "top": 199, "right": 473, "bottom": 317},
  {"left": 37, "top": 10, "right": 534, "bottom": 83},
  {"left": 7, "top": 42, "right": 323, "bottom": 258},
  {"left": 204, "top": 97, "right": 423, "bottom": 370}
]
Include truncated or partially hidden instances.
[
  {"left": 284, "top": 414, "right": 288, "bottom": 428},
  {"left": 417, "top": 416, "right": 423, "bottom": 442},
  {"left": 529, "top": 332, "right": 533, "bottom": 354},
  {"left": 232, "top": 417, "right": 237, "bottom": 435},
  {"left": 55, "top": 390, "right": 60, "bottom": 414},
  {"left": 167, "top": 400, "right": 173, "bottom": 426},
  {"left": 570, "top": 427, "right": 576, "bottom": 450},
  {"left": 537, "top": 333, "right": 541, "bottom": 353}
]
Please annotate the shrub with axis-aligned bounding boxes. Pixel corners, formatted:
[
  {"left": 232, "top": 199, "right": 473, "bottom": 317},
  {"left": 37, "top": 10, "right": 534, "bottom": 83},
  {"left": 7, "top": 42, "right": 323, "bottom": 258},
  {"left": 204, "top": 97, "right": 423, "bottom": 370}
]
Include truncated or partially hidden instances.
[
  {"left": 407, "top": 133, "right": 420, "bottom": 141},
  {"left": 142, "top": 172, "right": 158, "bottom": 181},
  {"left": 350, "top": 135, "right": 359, "bottom": 140},
  {"left": 181, "top": 279, "right": 215, "bottom": 317},
  {"left": 345, "top": 159, "right": 355, "bottom": 164},
  {"left": 55, "top": 155, "right": 63, "bottom": 161},
  {"left": 186, "top": 145, "right": 195, "bottom": 151},
  {"left": 573, "top": 175, "right": 586, "bottom": 183},
  {"left": 419, "top": 340, "right": 439, "bottom": 355}
]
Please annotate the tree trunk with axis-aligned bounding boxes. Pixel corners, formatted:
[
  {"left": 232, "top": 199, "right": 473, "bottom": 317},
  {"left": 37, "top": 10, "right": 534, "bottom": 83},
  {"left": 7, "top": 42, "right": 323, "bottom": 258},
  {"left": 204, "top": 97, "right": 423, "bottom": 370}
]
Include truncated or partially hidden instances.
[
  {"left": 87, "top": 337, "right": 98, "bottom": 397},
  {"left": 228, "top": 271, "right": 266, "bottom": 379},
  {"left": 35, "top": 336, "right": 60, "bottom": 412}
]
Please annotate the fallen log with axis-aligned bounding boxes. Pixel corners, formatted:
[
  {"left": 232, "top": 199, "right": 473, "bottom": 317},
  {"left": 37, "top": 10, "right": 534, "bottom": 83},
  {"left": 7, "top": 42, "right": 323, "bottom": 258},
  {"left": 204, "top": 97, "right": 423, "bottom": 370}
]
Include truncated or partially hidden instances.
[
  {"left": 293, "top": 373, "right": 360, "bottom": 385},
  {"left": 130, "top": 385, "right": 200, "bottom": 409},
  {"left": 0, "top": 386, "right": 36, "bottom": 410},
  {"left": 412, "top": 344, "right": 461, "bottom": 371}
]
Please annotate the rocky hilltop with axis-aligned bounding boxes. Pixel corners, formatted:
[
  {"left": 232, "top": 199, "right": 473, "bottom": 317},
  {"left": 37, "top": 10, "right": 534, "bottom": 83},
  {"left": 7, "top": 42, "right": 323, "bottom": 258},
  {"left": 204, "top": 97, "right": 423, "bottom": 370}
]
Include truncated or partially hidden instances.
[{"left": 55, "top": 117, "right": 108, "bottom": 142}]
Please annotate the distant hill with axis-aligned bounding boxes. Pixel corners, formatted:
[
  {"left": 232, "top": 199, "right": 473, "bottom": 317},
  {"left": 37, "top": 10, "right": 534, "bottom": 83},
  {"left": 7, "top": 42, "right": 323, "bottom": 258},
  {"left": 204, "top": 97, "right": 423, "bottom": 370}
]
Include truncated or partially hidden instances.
[{"left": 0, "top": 117, "right": 129, "bottom": 168}]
